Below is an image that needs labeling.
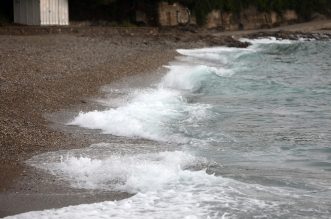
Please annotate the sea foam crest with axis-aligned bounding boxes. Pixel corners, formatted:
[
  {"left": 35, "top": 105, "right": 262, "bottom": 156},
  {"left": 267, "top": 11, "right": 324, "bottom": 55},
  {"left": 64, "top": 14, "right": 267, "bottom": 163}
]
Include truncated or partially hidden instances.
[
  {"left": 160, "top": 65, "right": 226, "bottom": 91},
  {"left": 33, "top": 150, "right": 199, "bottom": 192},
  {"left": 239, "top": 37, "right": 293, "bottom": 45},
  {"left": 14, "top": 149, "right": 291, "bottom": 219},
  {"left": 69, "top": 63, "right": 216, "bottom": 142},
  {"left": 177, "top": 47, "right": 251, "bottom": 64}
]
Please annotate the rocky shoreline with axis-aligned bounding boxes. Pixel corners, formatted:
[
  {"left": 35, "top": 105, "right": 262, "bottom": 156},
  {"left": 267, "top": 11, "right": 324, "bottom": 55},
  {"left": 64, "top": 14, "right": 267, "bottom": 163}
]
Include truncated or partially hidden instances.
[
  {"left": 245, "top": 30, "right": 331, "bottom": 41},
  {"left": 1, "top": 20, "right": 331, "bottom": 217}
]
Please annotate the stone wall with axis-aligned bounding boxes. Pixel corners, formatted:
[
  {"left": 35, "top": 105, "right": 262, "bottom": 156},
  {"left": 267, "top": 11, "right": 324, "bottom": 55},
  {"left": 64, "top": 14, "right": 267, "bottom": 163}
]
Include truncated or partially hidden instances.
[
  {"left": 282, "top": 10, "right": 298, "bottom": 23},
  {"left": 206, "top": 10, "right": 222, "bottom": 29},
  {"left": 206, "top": 8, "right": 299, "bottom": 30},
  {"left": 158, "top": 2, "right": 191, "bottom": 26},
  {"left": 158, "top": 2, "right": 299, "bottom": 30},
  {"left": 240, "top": 7, "right": 272, "bottom": 29}
]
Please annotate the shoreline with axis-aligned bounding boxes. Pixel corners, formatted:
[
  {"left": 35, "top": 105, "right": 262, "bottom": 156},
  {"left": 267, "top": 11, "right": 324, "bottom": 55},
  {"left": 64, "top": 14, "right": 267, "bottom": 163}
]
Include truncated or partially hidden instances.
[
  {"left": 1, "top": 19, "right": 331, "bottom": 217},
  {"left": 0, "top": 30, "right": 178, "bottom": 216}
]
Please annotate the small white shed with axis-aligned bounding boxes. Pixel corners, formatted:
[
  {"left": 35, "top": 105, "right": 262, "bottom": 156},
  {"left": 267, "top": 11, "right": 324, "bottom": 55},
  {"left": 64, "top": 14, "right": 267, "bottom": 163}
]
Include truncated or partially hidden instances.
[{"left": 14, "top": 0, "right": 69, "bottom": 26}]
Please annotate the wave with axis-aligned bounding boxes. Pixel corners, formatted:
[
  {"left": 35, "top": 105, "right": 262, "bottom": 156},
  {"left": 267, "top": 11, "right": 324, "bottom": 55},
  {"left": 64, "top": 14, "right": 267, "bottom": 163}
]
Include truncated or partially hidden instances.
[
  {"left": 69, "top": 63, "right": 224, "bottom": 143},
  {"left": 177, "top": 47, "right": 254, "bottom": 65},
  {"left": 16, "top": 148, "right": 296, "bottom": 219},
  {"left": 29, "top": 149, "right": 202, "bottom": 192},
  {"left": 161, "top": 65, "right": 231, "bottom": 91},
  {"left": 68, "top": 45, "right": 262, "bottom": 143},
  {"left": 240, "top": 37, "right": 293, "bottom": 45}
]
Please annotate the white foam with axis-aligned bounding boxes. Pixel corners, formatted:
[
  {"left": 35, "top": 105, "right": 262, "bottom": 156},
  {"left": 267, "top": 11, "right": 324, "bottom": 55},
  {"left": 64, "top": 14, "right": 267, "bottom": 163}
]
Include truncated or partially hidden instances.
[
  {"left": 298, "top": 37, "right": 316, "bottom": 42},
  {"left": 31, "top": 151, "right": 200, "bottom": 192},
  {"left": 69, "top": 63, "right": 218, "bottom": 143},
  {"left": 12, "top": 150, "right": 290, "bottom": 219},
  {"left": 240, "top": 37, "right": 293, "bottom": 45},
  {"left": 70, "top": 87, "right": 209, "bottom": 143},
  {"left": 177, "top": 47, "right": 252, "bottom": 63},
  {"left": 177, "top": 47, "right": 248, "bottom": 55}
]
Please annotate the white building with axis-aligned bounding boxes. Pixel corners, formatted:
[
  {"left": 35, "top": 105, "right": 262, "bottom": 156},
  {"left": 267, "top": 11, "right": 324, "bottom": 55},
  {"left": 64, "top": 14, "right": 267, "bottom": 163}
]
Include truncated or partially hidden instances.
[{"left": 13, "top": 0, "right": 69, "bottom": 26}]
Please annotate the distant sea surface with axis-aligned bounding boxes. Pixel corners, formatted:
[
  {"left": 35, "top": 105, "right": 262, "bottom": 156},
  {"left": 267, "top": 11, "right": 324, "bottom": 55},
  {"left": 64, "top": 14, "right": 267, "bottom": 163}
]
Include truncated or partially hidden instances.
[{"left": 9, "top": 38, "right": 331, "bottom": 218}]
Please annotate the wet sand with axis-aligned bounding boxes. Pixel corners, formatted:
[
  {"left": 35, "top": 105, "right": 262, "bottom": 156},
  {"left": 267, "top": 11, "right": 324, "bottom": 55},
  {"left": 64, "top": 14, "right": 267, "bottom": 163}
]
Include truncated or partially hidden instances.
[{"left": 1, "top": 20, "right": 331, "bottom": 217}]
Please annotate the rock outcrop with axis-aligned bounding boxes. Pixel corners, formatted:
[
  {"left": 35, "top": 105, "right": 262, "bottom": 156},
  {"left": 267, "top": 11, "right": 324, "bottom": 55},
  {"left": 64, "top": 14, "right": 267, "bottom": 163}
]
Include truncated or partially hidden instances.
[
  {"left": 158, "top": 2, "right": 192, "bottom": 26},
  {"left": 206, "top": 7, "right": 299, "bottom": 31}
]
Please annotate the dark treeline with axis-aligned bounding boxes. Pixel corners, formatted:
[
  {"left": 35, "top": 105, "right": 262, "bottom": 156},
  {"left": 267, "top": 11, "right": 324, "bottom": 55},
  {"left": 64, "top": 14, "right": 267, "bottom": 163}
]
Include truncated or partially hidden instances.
[
  {"left": 176, "top": 0, "right": 331, "bottom": 24},
  {"left": 0, "top": 0, "right": 13, "bottom": 23},
  {"left": 1, "top": 0, "right": 331, "bottom": 25},
  {"left": 71, "top": 0, "right": 331, "bottom": 25},
  {"left": 69, "top": 0, "right": 159, "bottom": 25}
]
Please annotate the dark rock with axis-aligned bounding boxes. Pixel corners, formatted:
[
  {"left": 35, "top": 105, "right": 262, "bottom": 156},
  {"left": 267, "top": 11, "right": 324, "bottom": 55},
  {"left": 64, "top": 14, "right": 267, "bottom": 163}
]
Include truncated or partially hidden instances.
[{"left": 245, "top": 30, "right": 331, "bottom": 41}]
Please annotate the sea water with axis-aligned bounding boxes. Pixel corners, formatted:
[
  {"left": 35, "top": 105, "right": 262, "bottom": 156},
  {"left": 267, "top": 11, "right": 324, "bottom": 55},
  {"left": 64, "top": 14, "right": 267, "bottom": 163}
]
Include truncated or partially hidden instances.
[{"left": 8, "top": 38, "right": 331, "bottom": 218}]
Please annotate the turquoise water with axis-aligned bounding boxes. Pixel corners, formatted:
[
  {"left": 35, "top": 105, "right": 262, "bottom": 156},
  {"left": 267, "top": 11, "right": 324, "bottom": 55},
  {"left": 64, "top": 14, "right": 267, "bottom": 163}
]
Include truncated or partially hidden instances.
[
  {"left": 186, "top": 40, "right": 331, "bottom": 171},
  {"left": 11, "top": 38, "right": 331, "bottom": 218}
]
